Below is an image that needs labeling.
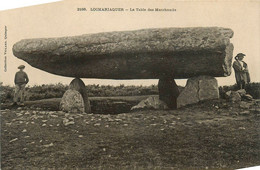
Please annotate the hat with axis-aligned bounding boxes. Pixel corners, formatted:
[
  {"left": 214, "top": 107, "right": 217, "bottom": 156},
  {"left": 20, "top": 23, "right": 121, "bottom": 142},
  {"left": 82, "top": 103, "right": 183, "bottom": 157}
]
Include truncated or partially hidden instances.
[
  {"left": 235, "top": 53, "right": 246, "bottom": 60},
  {"left": 235, "top": 53, "right": 246, "bottom": 58},
  {"left": 18, "top": 65, "right": 25, "bottom": 69}
]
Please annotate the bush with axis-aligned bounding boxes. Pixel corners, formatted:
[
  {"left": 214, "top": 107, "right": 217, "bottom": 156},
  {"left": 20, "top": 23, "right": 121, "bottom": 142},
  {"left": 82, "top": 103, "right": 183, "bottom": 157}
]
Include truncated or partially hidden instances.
[
  {"left": 0, "top": 82, "right": 14, "bottom": 103},
  {"left": 245, "top": 82, "right": 260, "bottom": 99}
]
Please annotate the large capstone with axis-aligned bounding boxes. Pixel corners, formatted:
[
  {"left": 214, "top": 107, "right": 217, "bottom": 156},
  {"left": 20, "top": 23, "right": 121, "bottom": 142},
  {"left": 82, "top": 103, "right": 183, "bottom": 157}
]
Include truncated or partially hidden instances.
[
  {"left": 177, "top": 76, "right": 219, "bottom": 108},
  {"left": 13, "top": 27, "right": 233, "bottom": 79}
]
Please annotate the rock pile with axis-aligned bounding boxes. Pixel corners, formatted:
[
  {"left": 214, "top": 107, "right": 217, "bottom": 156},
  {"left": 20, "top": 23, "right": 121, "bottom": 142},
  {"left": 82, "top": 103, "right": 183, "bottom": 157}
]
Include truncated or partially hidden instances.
[{"left": 225, "top": 89, "right": 253, "bottom": 102}]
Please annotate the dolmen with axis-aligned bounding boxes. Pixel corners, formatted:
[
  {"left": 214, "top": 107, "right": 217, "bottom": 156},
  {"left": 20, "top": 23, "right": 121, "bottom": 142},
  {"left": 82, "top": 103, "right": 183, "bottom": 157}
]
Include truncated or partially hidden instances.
[{"left": 13, "top": 27, "right": 234, "bottom": 112}]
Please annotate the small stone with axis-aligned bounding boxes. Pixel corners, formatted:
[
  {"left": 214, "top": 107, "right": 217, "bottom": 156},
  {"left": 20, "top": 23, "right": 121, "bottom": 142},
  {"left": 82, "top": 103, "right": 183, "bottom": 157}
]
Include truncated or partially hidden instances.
[
  {"left": 17, "top": 107, "right": 22, "bottom": 110},
  {"left": 42, "top": 120, "right": 48, "bottom": 122},
  {"left": 123, "top": 124, "right": 128, "bottom": 126},
  {"left": 22, "top": 129, "right": 27, "bottom": 133},
  {"left": 65, "top": 121, "right": 75, "bottom": 126},
  {"left": 42, "top": 124, "right": 46, "bottom": 126},
  {"left": 78, "top": 135, "right": 83, "bottom": 138},
  {"left": 24, "top": 136, "right": 30, "bottom": 138},
  {"left": 242, "top": 94, "right": 253, "bottom": 101},
  {"left": 31, "top": 122, "right": 35, "bottom": 124},
  {"left": 43, "top": 143, "right": 54, "bottom": 147},
  {"left": 9, "top": 138, "right": 18, "bottom": 143},
  {"left": 236, "top": 89, "right": 246, "bottom": 96},
  {"left": 94, "top": 123, "right": 101, "bottom": 126},
  {"left": 68, "top": 117, "right": 74, "bottom": 120},
  {"left": 25, "top": 111, "right": 30, "bottom": 115},
  {"left": 240, "top": 111, "right": 250, "bottom": 115},
  {"left": 105, "top": 125, "right": 109, "bottom": 127},
  {"left": 16, "top": 113, "right": 23, "bottom": 117},
  {"left": 225, "top": 91, "right": 232, "bottom": 98},
  {"left": 229, "top": 91, "right": 241, "bottom": 102},
  {"left": 6, "top": 122, "right": 12, "bottom": 126}
]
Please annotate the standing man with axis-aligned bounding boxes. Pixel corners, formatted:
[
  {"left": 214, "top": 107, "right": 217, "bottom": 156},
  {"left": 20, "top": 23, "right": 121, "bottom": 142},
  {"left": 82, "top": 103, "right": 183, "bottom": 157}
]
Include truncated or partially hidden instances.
[
  {"left": 232, "top": 53, "right": 250, "bottom": 90},
  {"left": 13, "top": 65, "right": 29, "bottom": 106}
]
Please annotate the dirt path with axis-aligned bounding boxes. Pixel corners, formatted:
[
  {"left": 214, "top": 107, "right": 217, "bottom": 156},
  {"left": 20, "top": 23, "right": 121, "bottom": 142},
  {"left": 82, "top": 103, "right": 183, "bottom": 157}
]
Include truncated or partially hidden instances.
[{"left": 1, "top": 99, "right": 260, "bottom": 169}]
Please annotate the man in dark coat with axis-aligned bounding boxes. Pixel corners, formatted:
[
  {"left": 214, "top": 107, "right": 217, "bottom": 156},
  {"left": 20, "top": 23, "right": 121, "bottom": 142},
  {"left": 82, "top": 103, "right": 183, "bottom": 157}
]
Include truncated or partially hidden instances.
[
  {"left": 232, "top": 53, "right": 250, "bottom": 89},
  {"left": 13, "top": 65, "right": 29, "bottom": 106}
]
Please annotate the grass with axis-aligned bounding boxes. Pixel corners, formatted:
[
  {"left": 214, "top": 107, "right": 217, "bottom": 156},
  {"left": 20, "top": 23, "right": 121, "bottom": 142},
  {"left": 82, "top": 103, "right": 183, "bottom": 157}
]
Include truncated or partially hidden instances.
[{"left": 1, "top": 82, "right": 259, "bottom": 104}]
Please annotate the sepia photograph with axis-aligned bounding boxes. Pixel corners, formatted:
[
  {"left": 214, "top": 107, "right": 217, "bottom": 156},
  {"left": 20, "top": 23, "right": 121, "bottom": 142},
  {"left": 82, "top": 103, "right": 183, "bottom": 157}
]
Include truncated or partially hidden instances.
[{"left": 0, "top": 0, "right": 260, "bottom": 169}]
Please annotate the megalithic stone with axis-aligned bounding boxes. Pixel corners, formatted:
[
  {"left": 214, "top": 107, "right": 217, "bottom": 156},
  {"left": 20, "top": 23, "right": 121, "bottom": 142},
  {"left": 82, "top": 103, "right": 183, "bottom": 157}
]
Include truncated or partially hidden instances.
[
  {"left": 13, "top": 27, "right": 234, "bottom": 79},
  {"left": 158, "top": 78, "right": 180, "bottom": 109},
  {"left": 68, "top": 78, "right": 91, "bottom": 113}
]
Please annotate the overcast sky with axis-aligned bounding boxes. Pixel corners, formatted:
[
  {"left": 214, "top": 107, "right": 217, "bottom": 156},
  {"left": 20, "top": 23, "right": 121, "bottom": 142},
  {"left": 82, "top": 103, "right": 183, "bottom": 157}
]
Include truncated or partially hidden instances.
[{"left": 0, "top": 0, "right": 259, "bottom": 87}]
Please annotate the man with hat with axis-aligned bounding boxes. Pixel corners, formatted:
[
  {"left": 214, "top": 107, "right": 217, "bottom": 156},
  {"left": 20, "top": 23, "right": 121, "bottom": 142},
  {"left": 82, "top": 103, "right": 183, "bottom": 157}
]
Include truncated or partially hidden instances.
[
  {"left": 233, "top": 53, "right": 250, "bottom": 90},
  {"left": 13, "top": 65, "right": 29, "bottom": 106}
]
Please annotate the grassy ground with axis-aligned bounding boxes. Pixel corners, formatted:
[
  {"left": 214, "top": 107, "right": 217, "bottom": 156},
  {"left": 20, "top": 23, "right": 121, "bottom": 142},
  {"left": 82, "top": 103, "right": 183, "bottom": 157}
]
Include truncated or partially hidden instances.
[{"left": 1, "top": 98, "right": 260, "bottom": 169}]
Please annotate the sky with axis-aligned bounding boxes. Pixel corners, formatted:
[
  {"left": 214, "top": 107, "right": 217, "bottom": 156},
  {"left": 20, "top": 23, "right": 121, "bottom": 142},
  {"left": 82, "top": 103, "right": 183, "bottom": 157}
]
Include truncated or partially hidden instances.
[{"left": 0, "top": 0, "right": 259, "bottom": 87}]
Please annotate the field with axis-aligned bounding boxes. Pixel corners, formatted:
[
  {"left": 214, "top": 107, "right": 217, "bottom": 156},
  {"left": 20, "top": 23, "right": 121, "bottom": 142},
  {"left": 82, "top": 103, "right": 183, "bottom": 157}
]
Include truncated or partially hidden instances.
[
  {"left": 1, "top": 83, "right": 260, "bottom": 169},
  {"left": 1, "top": 98, "right": 260, "bottom": 169}
]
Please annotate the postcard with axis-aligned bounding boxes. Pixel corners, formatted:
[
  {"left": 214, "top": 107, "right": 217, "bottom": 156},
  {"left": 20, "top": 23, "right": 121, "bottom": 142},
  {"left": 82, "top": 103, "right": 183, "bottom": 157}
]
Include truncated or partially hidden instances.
[{"left": 0, "top": 0, "right": 259, "bottom": 169}]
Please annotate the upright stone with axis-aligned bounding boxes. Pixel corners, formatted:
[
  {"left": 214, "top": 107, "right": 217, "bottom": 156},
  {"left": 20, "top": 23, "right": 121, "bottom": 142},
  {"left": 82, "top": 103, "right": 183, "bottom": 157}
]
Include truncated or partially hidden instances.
[
  {"left": 158, "top": 78, "right": 180, "bottom": 109},
  {"left": 177, "top": 76, "right": 219, "bottom": 108},
  {"left": 69, "top": 78, "right": 91, "bottom": 113},
  {"left": 60, "top": 89, "right": 85, "bottom": 113}
]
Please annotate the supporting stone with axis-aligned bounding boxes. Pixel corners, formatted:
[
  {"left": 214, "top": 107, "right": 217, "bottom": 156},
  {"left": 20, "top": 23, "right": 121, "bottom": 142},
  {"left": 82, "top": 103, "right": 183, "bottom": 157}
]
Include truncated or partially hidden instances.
[
  {"left": 60, "top": 89, "right": 85, "bottom": 113},
  {"left": 177, "top": 76, "right": 219, "bottom": 108},
  {"left": 68, "top": 78, "right": 91, "bottom": 113},
  {"left": 158, "top": 78, "right": 180, "bottom": 109}
]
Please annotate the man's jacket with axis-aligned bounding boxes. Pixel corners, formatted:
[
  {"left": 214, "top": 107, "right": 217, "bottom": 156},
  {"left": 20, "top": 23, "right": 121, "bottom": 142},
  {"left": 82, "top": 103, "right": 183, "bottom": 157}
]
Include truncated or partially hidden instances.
[{"left": 14, "top": 71, "right": 29, "bottom": 85}]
